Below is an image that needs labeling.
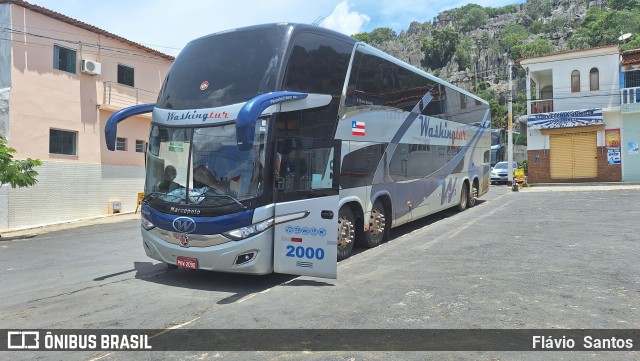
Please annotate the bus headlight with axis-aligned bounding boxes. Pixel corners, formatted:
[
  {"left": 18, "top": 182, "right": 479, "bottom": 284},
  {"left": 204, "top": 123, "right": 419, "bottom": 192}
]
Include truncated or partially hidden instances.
[
  {"left": 141, "top": 215, "right": 156, "bottom": 231},
  {"left": 222, "top": 218, "right": 274, "bottom": 241}
]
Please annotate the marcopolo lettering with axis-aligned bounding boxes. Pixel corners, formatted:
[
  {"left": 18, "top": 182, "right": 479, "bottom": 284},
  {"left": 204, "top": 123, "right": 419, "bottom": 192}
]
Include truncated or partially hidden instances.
[{"left": 170, "top": 207, "right": 201, "bottom": 215}]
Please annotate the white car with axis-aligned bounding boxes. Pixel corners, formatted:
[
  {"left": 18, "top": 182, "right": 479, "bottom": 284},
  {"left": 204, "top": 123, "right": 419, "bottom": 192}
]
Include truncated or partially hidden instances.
[{"left": 490, "top": 161, "right": 518, "bottom": 184}]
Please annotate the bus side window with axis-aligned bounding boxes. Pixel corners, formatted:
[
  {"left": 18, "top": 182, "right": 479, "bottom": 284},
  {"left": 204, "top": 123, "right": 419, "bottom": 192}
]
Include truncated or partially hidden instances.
[{"left": 277, "top": 144, "right": 333, "bottom": 192}]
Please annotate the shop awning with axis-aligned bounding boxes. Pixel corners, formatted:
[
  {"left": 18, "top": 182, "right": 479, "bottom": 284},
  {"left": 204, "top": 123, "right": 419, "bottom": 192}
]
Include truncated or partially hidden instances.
[{"left": 527, "top": 108, "right": 603, "bottom": 130}]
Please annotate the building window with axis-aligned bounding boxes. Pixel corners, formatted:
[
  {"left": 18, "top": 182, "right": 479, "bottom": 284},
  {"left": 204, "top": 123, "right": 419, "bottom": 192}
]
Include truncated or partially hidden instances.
[
  {"left": 118, "top": 64, "right": 135, "bottom": 87},
  {"left": 590, "top": 68, "right": 599, "bottom": 91},
  {"left": 135, "top": 140, "right": 145, "bottom": 153},
  {"left": 116, "top": 137, "right": 127, "bottom": 151},
  {"left": 53, "top": 45, "right": 76, "bottom": 74},
  {"left": 541, "top": 85, "right": 553, "bottom": 100},
  {"left": 624, "top": 70, "right": 640, "bottom": 88},
  {"left": 50, "top": 129, "right": 77, "bottom": 155},
  {"left": 571, "top": 70, "right": 580, "bottom": 93}
]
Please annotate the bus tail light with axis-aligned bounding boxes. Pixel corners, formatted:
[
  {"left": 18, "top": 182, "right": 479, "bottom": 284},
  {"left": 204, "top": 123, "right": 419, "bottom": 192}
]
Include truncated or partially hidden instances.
[{"left": 222, "top": 218, "right": 274, "bottom": 241}]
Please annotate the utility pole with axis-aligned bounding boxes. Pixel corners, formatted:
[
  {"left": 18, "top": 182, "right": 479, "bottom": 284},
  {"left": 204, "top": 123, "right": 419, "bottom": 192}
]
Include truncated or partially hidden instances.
[{"left": 507, "top": 61, "right": 514, "bottom": 184}]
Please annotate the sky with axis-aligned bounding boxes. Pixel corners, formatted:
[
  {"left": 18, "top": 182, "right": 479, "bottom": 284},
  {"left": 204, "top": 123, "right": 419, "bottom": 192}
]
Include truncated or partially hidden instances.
[{"left": 26, "top": 0, "right": 522, "bottom": 56}]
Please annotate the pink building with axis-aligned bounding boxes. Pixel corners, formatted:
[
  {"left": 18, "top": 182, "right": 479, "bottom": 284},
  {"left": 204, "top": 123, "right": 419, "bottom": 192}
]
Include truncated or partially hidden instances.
[{"left": 0, "top": 0, "right": 174, "bottom": 231}]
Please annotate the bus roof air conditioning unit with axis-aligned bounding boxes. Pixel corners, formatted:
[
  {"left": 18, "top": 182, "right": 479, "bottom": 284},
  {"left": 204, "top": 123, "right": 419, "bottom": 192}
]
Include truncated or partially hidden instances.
[{"left": 81, "top": 59, "right": 101, "bottom": 75}]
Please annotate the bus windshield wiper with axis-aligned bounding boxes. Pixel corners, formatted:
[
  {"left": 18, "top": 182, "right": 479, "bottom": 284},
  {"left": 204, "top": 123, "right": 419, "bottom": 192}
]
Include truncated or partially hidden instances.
[
  {"left": 200, "top": 187, "right": 247, "bottom": 209},
  {"left": 142, "top": 192, "right": 184, "bottom": 203}
]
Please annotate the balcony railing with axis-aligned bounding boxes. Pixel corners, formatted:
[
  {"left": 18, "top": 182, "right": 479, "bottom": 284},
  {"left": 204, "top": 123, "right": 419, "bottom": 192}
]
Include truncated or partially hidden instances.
[
  {"left": 102, "top": 81, "right": 158, "bottom": 109},
  {"left": 530, "top": 99, "right": 554, "bottom": 114},
  {"left": 621, "top": 86, "right": 640, "bottom": 113}
]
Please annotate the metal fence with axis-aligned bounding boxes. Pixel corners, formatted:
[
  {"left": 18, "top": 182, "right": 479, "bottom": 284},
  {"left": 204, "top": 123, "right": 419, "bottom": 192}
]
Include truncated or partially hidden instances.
[{"left": 103, "top": 81, "right": 158, "bottom": 108}]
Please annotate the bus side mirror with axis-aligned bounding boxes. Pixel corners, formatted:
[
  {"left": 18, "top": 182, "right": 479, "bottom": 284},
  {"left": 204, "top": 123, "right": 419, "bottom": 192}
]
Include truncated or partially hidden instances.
[
  {"left": 236, "top": 91, "right": 308, "bottom": 151},
  {"left": 105, "top": 103, "right": 155, "bottom": 151}
]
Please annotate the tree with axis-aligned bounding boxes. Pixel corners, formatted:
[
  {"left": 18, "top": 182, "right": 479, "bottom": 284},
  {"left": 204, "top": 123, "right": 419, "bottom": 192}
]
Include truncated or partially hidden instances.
[
  {"left": 607, "top": 0, "right": 640, "bottom": 11},
  {"left": 475, "top": 82, "right": 507, "bottom": 129},
  {"left": 569, "top": 8, "right": 640, "bottom": 49},
  {"left": 621, "top": 35, "right": 640, "bottom": 51},
  {"left": 525, "top": 0, "right": 553, "bottom": 20},
  {"left": 500, "top": 24, "right": 529, "bottom": 55},
  {"left": 512, "top": 38, "right": 555, "bottom": 60},
  {"left": 455, "top": 37, "right": 473, "bottom": 71},
  {"left": 422, "top": 26, "right": 459, "bottom": 69},
  {"left": 461, "top": 6, "right": 489, "bottom": 33},
  {"left": 352, "top": 27, "right": 397, "bottom": 45},
  {"left": 368, "top": 27, "right": 397, "bottom": 44},
  {"left": 0, "top": 138, "right": 42, "bottom": 189}
]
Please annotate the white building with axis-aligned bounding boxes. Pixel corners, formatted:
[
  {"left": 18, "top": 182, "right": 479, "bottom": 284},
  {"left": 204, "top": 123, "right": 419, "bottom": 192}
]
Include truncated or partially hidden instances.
[{"left": 518, "top": 46, "right": 622, "bottom": 183}]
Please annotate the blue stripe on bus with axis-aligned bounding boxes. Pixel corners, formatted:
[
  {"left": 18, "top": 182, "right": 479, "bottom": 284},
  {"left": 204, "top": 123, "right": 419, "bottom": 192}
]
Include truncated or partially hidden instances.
[{"left": 142, "top": 203, "right": 254, "bottom": 235}]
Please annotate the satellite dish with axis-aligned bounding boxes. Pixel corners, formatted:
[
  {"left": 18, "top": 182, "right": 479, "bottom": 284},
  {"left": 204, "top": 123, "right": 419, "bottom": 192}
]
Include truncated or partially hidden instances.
[{"left": 619, "top": 33, "right": 632, "bottom": 41}]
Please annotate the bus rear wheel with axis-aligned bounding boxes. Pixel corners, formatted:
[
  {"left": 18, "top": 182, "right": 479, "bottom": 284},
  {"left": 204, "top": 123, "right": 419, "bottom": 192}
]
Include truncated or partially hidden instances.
[
  {"left": 468, "top": 182, "right": 478, "bottom": 208},
  {"left": 337, "top": 206, "right": 355, "bottom": 261},
  {"left": 362, "top": 199, "right": 387, "bottom": 248},
  {"left": 456, "top": 183, "right": 468, "bottom": 212}
]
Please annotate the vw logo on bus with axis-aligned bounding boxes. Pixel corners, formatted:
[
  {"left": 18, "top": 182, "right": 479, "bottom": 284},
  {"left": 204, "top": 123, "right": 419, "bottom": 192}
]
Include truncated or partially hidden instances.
[{"left": 173, "top": 217, "right": 197, "bottom": 233}]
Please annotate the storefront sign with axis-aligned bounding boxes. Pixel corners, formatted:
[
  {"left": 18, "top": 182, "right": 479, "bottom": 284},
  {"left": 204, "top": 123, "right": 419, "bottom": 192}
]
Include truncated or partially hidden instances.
[
  {"left": 527, "top": 108, "right": 603, "bottom": 130},
  {"left": 605, "top": 129, "right": 621, "bottom": 148},
  {"left": 607, "top": 148, "right": 621, "bottom": 165}
]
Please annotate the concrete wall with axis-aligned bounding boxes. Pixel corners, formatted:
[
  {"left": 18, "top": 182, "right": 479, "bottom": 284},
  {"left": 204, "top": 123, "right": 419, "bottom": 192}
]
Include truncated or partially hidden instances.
[
  {"left": 621, "top": 113, "right": 640, "bottom": 182},
  {"left": 5, "top": 162, "right": 144, "bottom": 231}
]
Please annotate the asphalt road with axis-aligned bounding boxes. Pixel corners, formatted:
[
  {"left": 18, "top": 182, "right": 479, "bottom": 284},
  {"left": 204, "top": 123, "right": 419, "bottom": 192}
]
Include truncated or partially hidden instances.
[{"left": 0, "top": 185, "right": 638, "bottom": 360}]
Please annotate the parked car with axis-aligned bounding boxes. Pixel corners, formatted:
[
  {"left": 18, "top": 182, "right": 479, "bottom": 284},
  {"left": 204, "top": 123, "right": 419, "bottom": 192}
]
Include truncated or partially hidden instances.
[{"left": 490, "top": 161, "right": 518, "bottom": 184}]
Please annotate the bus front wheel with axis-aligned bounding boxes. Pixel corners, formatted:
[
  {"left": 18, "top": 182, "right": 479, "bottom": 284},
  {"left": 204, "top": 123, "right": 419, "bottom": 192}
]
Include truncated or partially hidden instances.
[{"left": 337, "top": 206, "right": 356, "bottom": 261}]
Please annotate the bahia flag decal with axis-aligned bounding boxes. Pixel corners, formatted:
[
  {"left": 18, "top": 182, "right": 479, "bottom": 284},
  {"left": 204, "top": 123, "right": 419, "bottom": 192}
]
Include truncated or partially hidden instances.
[{"left": 351, "top": 120, "right": 366, "bottom": 136}]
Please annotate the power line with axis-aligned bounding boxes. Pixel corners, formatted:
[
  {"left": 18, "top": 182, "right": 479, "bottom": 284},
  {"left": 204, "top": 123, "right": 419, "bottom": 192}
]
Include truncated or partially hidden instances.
[
  {"left": 1, "top": 26, "right": 174, "bottom": 62},
  {"left": 0, "top": 21, "right": 181, "bottom": 55}
]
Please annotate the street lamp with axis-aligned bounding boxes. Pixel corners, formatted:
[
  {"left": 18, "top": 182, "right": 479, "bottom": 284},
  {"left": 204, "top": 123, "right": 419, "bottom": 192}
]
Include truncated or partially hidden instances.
[{"left": 507, "top": 61, "right": 514, "bottom": 185}]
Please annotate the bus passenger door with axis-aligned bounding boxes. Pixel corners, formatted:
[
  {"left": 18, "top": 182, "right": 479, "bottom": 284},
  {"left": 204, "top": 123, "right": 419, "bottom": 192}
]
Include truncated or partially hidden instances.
[{"left": 273, "top": 138, "right": 341, "bottom": 279}]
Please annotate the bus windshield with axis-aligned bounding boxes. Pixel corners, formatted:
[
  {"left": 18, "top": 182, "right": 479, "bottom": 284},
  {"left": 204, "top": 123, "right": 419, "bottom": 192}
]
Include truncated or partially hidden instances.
[
  {"left": 156, "top": 26, "right": 287, "bottom": 110},
  {"left": 145, "top": 122, "right": 267, "bottom": 207}
]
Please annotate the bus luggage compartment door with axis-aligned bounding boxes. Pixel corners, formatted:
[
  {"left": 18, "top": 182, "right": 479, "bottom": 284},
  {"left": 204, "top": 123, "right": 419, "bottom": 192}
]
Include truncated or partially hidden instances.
[{"left": 273, "top": 138, "right": 340, "bottom": 279}]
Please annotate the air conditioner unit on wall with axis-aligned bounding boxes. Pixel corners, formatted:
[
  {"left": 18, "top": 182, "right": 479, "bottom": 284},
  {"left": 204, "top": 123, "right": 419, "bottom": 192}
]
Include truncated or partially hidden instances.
[{"left": 81, "top": 59, "right": 101, "bottom": 75}]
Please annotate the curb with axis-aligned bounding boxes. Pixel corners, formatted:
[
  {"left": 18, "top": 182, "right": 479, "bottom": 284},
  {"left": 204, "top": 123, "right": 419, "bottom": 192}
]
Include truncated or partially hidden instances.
[
  {"left": 0, "top": 212, "right": 140, "bottom": 240},
  {"left": 530, "top": 182, "right": 640, "bottom": 187}
]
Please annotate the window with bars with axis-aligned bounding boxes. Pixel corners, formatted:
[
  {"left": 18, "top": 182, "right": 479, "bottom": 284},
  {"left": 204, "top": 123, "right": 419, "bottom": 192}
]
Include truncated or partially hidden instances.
[
  {"left": 135, "top": 140, "right": 145, "bottom": 153},
  {"left": 50, "top": 129, "right": 77, "bottom": 155},
  {"left": 589, "top": 68, "right": 599, "bottom": 91},
  {"left": 624, "top": 70, "right": 640, "bottom": 88},
  {"left": 118, "top": 64, "right": 135, "bottom": 87},
  {"left": 116, "top": 137, "right": 127, "bottom": 151},
  {"left": 54, "top": 45, "right": 76, "bottom": 74},
  {"left": 571, "top": 70, "right": 580, "bottom": 93}
]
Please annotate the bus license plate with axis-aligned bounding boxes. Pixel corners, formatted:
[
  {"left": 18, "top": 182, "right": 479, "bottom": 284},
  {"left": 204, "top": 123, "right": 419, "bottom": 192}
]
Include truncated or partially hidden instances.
[{"left": 176, "top": 256, "right": 198, "bottom": 270}]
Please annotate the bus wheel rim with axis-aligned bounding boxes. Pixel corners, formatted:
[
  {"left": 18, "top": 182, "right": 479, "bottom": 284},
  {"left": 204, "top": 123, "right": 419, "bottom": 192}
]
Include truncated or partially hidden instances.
[{"left": 338, "top": 217, "right": 354, "bottom": 249}]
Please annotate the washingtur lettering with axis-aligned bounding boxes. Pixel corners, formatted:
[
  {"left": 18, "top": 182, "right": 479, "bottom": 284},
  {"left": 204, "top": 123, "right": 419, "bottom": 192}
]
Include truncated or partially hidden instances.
[
  {"left": 166, "top": 110, "right": 229, "bottom": 122},
  {"left": 420, "top": 116, "right": 466, "bottom": 144}
]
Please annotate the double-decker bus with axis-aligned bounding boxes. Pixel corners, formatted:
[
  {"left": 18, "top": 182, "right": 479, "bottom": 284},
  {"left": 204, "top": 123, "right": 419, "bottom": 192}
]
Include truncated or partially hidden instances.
[{"left": 105, "top": 23, "right": 492, "bottom": 279}]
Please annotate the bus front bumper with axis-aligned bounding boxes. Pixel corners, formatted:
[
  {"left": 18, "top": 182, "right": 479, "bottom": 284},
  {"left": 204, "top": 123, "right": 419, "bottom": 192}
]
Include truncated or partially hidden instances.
[{"left": 141, "top": 227, "right": 274, "bottom": 275}]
